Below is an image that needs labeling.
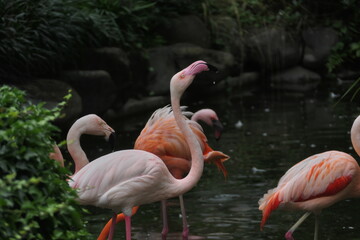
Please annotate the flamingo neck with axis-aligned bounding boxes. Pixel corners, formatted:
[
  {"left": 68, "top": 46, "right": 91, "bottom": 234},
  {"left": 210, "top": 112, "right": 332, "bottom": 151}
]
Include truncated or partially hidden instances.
[
  {"left": 351, "top": 116, "right": 360, "bottom": 158},
  {"left": 67, "top": 124, "right": 89, "bottom": 174},
  {"left": 171, "top": 90, "right": 204, "bottom": 195},
  {"left": 350, "top": 115, "right": 360, "bottom": 196},
  {"left": 191, "top": 110, "right": 212, "bottom": 126},
  {"left": 352, "top": 173, "right": 360, "bottom": 198}
]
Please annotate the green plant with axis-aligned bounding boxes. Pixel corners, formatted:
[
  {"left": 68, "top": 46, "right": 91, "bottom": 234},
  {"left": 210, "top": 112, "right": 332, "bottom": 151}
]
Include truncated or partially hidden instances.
[
  {"left": 0, "top": 86, "right": 89, "bottom": 240},
  {"left": 0, "top": 0, "right": 121, "bottom": 77}
]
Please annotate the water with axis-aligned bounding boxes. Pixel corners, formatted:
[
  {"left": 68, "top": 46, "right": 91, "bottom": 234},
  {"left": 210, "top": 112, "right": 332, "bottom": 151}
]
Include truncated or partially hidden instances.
[{"left": 81, "top": 87, "right": 360, "bottom": 240}]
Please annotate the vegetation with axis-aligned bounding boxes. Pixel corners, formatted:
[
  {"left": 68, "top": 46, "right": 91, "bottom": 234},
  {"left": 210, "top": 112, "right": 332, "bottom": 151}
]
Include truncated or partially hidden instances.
[
  {"left": 0, "top": 0, "right": 358, "bottom": 78},
  {"left": 0, "top": 86, "right": 89, "bottom": 240},
  {"left": 203, "top": 0, "right": 360, "bottom": 73},
  {"left": 0, "top": 0, "right": 201, "bottom": 78},
  {"left": 0, "top": 0, "right": 121, "bottom": 77}
]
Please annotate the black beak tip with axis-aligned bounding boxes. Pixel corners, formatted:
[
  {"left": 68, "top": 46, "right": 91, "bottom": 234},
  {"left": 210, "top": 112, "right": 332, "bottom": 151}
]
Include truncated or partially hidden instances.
[
  {"left": 206, "top": 63, "right": 218, "bottom": 73},
  {"left": 109, "top": 132, "right": 116, "bottom": 152}
]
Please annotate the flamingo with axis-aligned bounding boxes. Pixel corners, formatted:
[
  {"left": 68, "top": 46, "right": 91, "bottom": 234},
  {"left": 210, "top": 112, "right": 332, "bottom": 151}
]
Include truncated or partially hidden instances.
[
  {"left": 97, "top": 107, "right": 229, "bottom": 240},
  {"left": 69, "top": 60, "right": 217, "bottom": 240},
  {"left": 259, "top": 115, "right": 360, "bottom": 240},
  {"left": 50, "top": 145, "right": 64, "bottom": 167}
]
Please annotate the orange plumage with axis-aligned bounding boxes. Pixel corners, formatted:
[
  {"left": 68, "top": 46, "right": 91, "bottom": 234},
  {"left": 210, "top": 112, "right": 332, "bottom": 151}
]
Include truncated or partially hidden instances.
[{"left": 134, "top": 106, "right": 229, "bottom": 178}]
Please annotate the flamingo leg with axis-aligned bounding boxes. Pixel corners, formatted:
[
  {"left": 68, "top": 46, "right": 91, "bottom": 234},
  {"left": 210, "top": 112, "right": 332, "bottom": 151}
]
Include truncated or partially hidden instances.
[
  {"left": 108, "top": 212, "right": 117, "bottom": 240},
  {"left": 161, "top": 200, "right": 169, "bottom": 240},
  {"left": 179, "top": 194, "right": 189, "bottom": 239},
  {"left": 314, "top": 214, "right": 319, "bottom": 240},
  {"left": 285, "top": 212, "right": 311, "bottom": 240},
  {"left": 125, "top": 215, "right": 132, "bottom": 240}
]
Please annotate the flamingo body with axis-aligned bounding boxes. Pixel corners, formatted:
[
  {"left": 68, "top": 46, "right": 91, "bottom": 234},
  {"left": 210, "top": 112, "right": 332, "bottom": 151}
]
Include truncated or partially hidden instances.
[
  {"left": 70, "top": 149, "right": 179, "bottom": 215},
  {"left": 259, "top": 150, "right": 359, "bottom": 230}
]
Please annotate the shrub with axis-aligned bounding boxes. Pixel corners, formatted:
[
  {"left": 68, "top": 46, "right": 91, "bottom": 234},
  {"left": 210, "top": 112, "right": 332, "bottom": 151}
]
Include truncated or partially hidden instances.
[
  {"left": 0, "top": 85, "right": 89, "bottom": 240},
  {"left": 0, "top": 0, "right": 121, "bottom": 77}
]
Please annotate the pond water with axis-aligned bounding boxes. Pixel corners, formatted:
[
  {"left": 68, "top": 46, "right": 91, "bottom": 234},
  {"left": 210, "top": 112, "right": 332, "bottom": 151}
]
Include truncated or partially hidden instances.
[{"left": 78, "top": 84, "right": 360, "bottom": 240}]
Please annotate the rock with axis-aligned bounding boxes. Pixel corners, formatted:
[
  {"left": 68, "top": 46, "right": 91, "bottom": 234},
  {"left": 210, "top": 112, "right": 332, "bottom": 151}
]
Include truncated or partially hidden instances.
[
  {"left": 121, "top": 96, "right": 169, "bottom": 116},
  {"left": 246, "top": 28, "right": 302, "bottom": 72},
  {"left": 213, "top": 72, "right": 259, "bottom": 97},
  {"left": 210, "top": 16, "right": 240, "bottom": 51},
  {"left": 270, "top": 66, "right": 321, "bottom": 92},
  {"left": 159, "top": 15, "right": 211, "bottom": 48},
  {"left": 13, "top": 79, "right": 82, "bottom": 125},
  {"left": 59, "top": 70, "right": 116, "bottom": 115},
  {"left": 147, "top": 46, "right": 177, "bottom": 95},
  {"left": 302, "top": 27, "right": 338, "bottom": 70},
  {"left": 147, "top": 43, "right": 235, "bottom": 96},
  {"left": 78, "top": 47, "right": 130, "bottom": 93}
]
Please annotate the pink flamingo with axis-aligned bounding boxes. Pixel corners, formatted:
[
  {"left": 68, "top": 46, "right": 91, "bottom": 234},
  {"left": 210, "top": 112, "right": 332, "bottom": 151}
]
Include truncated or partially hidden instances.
[
  {"left": 259, "top": 115, "right": 360, "bottom": 240},
  {"left": 97, "top": 107, "right": 229, "bottom": 240},
  {"left": 69, "top": 60, "right": 217, "bottom": 240}
]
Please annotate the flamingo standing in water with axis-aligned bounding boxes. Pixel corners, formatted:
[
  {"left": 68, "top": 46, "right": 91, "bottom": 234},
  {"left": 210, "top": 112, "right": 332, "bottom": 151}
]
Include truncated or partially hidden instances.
[
  {"left": 259, "top": 115, "right": 360, "bottom": 240},
  {"left": 97, "top": 107, "right": 229, "bottom": 240},
  {"left": 69, "top": 60, "right": 217, "bottom": 240}
]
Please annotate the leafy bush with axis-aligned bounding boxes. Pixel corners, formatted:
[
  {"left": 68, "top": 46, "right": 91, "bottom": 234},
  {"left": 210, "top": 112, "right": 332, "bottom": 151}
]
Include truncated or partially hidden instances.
[
  {"left": 0, "top": 86, "right": 89, "bottom": 240},
  {"left": 0, "top": 0, "right": 199, "bottom": 78},
  {"left": 0, "top": 0, "right": 121, "bottom": 77},
  {"left": 204, "top": 0, "right": 360, "bottom": 72}
]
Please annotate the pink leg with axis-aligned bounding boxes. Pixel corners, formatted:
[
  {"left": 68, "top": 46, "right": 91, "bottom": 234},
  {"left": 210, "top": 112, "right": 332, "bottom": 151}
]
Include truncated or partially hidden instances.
[
  {"left": 179, "top": 195, "right": 189, "bottom": 239},
  {"left": 108, "top": 212, "right": 117, "bottom": 240},
  {"left": 125, "top": 215, "right": 132, "bottom": 240},
  {"left": 285, "top": 212, "right": 311, "bottom": 240},
  {"left": 285, "top": 231, "right": 295, "bottom": 240},
  {"left": 161, "top": 200, "right": 169, "bottom": 240}
]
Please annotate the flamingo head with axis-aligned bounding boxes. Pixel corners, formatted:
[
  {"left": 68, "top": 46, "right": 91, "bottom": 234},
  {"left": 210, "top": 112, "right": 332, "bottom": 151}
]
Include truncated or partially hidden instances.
[
  {"left": 170, "top": 60, "right": 217, "bottom": 98},
  {"left": 82, "top": 114, "right": 115, "bottom": 141},
  {"left": 192, "top": 109, "right": 224, "bottom": 140},
  {"left": 212, "top": 118, "right": 224, "bottom": 141}
]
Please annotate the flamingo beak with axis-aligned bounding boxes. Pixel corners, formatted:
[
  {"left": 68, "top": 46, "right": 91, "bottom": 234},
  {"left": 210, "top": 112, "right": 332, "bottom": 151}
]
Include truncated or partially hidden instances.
[
  {"left": 205, "top": 63, "right": 218, "bottom": 73},
  {"left": 212, "top": 119, "right": 223, "bottom": 141},
  {"left": 108, "top": 131, "right": 116, "bottom": 152}
]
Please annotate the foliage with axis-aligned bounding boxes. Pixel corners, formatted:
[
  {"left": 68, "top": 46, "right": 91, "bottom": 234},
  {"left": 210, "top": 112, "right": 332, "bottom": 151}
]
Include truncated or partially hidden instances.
[
  {"left": 0, "top": 86, "right": 89, "bottom": 240},
  {"left": 81, "top": 0, "right": 161, "bottom": 50},
  {"left": 0, "top": 0, "right": 121, "bottom": 77},
  {"left": 1, "top": 0, "right": 358, "bottom": 79},
  {"left": 203, "top": 0, "right": 360, "bottom": 72},
  {"left": 0, "top": 0, "right": 201, "bottom": 78},
  {"left": 324, "top": 0, "right": 360, "bottom": 72}
]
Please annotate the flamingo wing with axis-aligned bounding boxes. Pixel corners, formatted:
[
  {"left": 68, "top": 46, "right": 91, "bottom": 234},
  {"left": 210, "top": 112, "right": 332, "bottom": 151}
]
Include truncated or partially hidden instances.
[{"left": 259, "top": 150, "right": 357, "bottom": 229}]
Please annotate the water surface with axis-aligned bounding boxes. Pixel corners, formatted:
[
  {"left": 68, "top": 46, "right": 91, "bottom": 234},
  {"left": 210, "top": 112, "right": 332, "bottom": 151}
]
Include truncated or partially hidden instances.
[{"left": 83, "top": 87, "right": 360, "bottom": 240}]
